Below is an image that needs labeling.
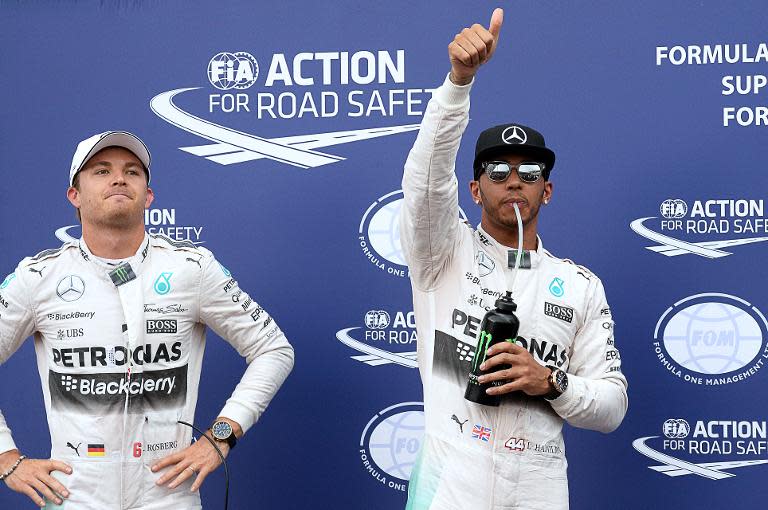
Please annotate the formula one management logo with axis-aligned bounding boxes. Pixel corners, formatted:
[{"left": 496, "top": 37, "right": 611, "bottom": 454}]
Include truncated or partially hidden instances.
[
  {"left": 359, "top": 402, "right": 424, "bottom": 493},
  {"left": 151, "top": 50, "right": 434, "bottom": 169}
]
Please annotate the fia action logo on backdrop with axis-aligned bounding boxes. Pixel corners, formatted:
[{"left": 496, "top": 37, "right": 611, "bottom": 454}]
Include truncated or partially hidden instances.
[
  {"left": 337, "top": 309, "right": 418, "bottom": 369},
  {"left": 631, "top": 198, "right": 768, "bottom": 258},
  {"left": 151, "top": 50, "right": 435, "bottom": 169},
  {"left": 634, "top": 417, "right": 768, "bottom": 479}
]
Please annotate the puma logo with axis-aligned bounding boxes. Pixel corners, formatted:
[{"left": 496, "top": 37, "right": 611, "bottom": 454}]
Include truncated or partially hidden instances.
[
  {"left": 451, "top": 414, "right": 469, "bottom": 433},
  {"left": 29, "top": 267, "right": 46, "bottom": 278},
  {"left": 66, "top": 442, "right": 82, "bottom": 457}
]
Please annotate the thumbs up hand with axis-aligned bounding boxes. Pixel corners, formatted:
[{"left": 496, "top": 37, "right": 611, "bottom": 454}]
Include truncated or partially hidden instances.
[{"left": 448, "top": 8, "right": 504, "bottom": 85}]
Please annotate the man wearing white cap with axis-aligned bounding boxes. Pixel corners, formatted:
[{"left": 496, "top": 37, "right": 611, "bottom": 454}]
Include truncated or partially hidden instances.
[{"left": 0, "top": 132, "right": 294, "bottom": 509}]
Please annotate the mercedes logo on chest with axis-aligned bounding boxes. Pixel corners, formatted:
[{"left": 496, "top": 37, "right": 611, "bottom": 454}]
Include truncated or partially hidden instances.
[
  {"left": 501, "top": 126, "right": 527, "bottom": 144},
  {"left": 476, "top": 251, "right": 496, "bottom": 277},
  {"left": 56, "top": 275, "right": 86, "bottom": 302}
]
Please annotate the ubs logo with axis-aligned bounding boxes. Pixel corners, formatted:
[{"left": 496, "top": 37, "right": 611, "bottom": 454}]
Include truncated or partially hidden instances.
[{"left": 57, "top": 328, "right": 84, "bottom": 341}]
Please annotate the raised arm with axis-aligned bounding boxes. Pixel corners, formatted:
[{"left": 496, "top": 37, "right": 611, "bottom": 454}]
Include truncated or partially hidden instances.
[{"left": 400, "top": 9, "right": 503, "bottom": 291}]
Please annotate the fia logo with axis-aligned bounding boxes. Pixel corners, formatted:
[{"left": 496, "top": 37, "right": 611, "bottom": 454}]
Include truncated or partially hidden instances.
[
  {"left": 207, "top": 52, "right": 259, "bottom": 90},
  {"left": 663, "top": 419, "right": 690, "bottom": 439},
  {"left": 660, "top": 199, "right": 687, "bottom": 219},
  {"left": 365, "top": 310, "right": 390, "bottom": 329}
]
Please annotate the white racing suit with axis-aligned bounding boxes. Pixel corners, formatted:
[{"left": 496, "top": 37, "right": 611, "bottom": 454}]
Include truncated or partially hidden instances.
[
  {"left": 400, "top": 76, "right": 628, "bottom": 510},
  {"left": 0, "top": 233, "right": 294, "bottom": 509}
]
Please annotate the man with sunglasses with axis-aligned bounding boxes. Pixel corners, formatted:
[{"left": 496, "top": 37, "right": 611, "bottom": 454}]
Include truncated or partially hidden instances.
[{"left": 400, "top": 8, "right": 627, "bottom": 510}]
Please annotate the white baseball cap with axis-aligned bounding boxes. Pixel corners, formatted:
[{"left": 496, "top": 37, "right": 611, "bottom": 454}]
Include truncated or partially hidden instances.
[{"left": 69, "top": 131, "right": 151, "bottom": 186}]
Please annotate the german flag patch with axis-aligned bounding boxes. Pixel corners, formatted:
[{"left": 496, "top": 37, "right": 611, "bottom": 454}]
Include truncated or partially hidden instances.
[{"left": 87, "top": 444, "right": 105, "bottom": 457}]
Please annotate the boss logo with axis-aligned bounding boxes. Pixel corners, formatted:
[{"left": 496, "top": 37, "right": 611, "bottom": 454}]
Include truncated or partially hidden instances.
[
  {"left": 146, "top": 319, "right": 178, "bottom": 334},
  {"left": 544, "top": 302, "right": 574, "bottom": 324}
]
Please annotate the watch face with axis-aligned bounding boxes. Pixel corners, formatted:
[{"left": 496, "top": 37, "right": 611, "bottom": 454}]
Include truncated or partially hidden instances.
[
  {"left": 212, "top": 421, "right": 232, "bottom": 440},
  {"left": 555, "top": 371, "right": 568, "bottom": 392}
]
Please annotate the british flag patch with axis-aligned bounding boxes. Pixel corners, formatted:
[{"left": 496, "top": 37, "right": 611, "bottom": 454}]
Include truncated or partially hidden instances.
[{"left": 471, "top": 424, "right": 492, "bottom": 442}]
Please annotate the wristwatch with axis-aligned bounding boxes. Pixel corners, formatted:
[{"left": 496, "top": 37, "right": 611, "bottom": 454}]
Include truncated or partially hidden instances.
[
  {"left": 544, "top": 366, "right": 568, "bottom": 400},
  {"left": 210, "top": 420, "right": 237, "bottom": 449}
]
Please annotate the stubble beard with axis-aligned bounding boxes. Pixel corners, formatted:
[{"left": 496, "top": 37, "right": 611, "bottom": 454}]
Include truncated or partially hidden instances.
[
  {"left": 479, "top": 191, "right": 537, "bottom": 232},
  {"left": 86, "top": 201, "right": 145, "bottom": 232}
]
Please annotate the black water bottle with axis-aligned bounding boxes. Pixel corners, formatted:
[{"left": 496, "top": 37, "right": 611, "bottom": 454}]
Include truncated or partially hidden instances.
[{"left": 464, "top": 291, "right": 520, "bottom": 406}]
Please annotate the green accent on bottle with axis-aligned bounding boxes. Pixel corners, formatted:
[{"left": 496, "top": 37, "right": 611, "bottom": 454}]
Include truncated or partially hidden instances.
[{"left": 471, "top": 331, "right": 494, "bottom": 372}]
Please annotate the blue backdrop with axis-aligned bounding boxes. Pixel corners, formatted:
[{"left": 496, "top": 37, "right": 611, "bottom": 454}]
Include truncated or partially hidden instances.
[{"left": 2, "top": 1, "right": 768, "bottom": 509}]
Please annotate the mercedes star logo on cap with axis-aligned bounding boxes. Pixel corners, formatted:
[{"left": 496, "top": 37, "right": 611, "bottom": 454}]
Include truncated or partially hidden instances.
[
  {"left": 56, "top": 275, "right": 86, "bottom": 302},
  {"left": 501, "top": 126, "right": 527, "bottom": 145}
]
